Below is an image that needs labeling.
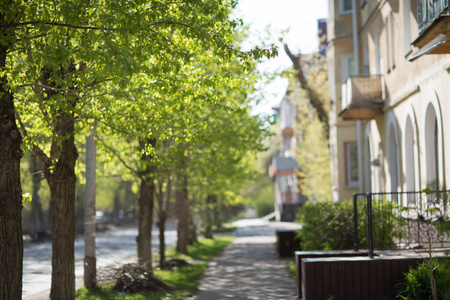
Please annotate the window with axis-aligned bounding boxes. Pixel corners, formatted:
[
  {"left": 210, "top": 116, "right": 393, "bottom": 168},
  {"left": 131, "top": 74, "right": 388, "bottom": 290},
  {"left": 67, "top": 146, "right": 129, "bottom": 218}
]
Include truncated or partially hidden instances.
[
  {"left": 363, "top": 46, "right": 370, "bottom": 74},
  {"left": 372, "top": 34, "right": 381, "bottom": 75},
  {"left": 385, "top": 13, "right": 396, "bottom": 72},
  {"left": 345, "top": 142, "right": 359, "bottom": 187},
  {"left": 340, "top": 54, "right": 355, "bottom": 83},
  {"left": 340, "top": 0, "right": 353, "bottom": 14}
]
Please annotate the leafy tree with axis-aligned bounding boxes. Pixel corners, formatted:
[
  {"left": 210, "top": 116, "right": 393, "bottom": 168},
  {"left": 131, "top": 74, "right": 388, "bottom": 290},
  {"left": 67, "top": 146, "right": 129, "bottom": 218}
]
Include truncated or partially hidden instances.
[
  {"left": 2, "top": 1, "right": 277, "bottom": 299},
  {"left": 0, "top": 2, "right": 25, "bottom": 298},
  {"left": 3, "top": 1, "right": 276, "bottom": 300}
]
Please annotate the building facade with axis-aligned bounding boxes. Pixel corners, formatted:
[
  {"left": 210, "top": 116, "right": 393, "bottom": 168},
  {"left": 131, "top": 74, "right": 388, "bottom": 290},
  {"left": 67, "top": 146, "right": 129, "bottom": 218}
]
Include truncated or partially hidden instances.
[
  {"left": 270, "top": 95, "right": 306, "bottom": 221},
  {"left": 327, "top": 0, "right": 450, "bottom": 202}
]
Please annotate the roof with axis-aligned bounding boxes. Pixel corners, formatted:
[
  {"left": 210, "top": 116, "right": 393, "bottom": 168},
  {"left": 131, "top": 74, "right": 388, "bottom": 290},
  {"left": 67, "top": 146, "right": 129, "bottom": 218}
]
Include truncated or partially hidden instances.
[{"left": 272, "top": 156, "right": 298, "bottom": 173}]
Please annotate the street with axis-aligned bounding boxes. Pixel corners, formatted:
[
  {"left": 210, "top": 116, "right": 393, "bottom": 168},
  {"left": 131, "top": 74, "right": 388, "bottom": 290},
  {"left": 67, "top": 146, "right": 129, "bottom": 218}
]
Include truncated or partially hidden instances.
[{"left": 22, "top": 223, "right": 177, "bottom": 299}]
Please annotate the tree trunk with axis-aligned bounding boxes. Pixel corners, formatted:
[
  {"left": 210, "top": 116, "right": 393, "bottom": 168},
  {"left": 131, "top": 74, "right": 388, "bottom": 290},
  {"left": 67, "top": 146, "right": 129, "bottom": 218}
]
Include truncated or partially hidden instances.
[
  {"left": 204, "top": 194, "right": 214, "bottom": 239},
  {"left": 136, "top": 138, "right": 156, "bottom": 270},
  {"left": 0, "top": 10, "right": 23, "bottom": 299},
  {"left": 156, "top": 172, "right": 172, "bottom": 269},
  {"left": 43, "top": 115, "right": 78, "bottom": 300},
  {"left": 176, "top": 173, "right": 189, "bottom": 254},
  {"left": 157, "top": 211, "right": 166, "bottom": 269},
  {"left": 214, "top": 197, "right": 223, "bottom": 229},
  {"left": 29, "top": 155, "right": 44, "bottom": 233},
  {"left": 188, "top": 212, "right": 198, "bottom": 245},
  {"left": 137, "top": 177, "right": 155, "bottom": 269}
]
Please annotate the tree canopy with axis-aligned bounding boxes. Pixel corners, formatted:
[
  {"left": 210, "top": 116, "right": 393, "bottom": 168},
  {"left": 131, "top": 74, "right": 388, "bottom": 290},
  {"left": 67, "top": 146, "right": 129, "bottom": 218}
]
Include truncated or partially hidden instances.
[{"left": 1, "top": 0, "right": 278, "bottom": 298}]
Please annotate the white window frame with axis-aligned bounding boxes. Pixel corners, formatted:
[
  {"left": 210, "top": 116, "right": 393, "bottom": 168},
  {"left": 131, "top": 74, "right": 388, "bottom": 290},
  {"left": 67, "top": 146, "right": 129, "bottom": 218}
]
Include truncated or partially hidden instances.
[{"left": 345, "top": 141, "right": 359, "bottom": 188}]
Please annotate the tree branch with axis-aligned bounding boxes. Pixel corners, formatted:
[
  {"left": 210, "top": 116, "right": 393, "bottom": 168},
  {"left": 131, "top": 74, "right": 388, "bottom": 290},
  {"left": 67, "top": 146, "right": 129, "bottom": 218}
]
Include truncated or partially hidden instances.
[
  {"left": 96, "top": 138, "right": 137, "bottom": 173},
  {"left": 284, "top": 44, "right": 329, "bottom": 136},
  {"left": 15, "top": 110, "right": 53, "bottom": 170}
]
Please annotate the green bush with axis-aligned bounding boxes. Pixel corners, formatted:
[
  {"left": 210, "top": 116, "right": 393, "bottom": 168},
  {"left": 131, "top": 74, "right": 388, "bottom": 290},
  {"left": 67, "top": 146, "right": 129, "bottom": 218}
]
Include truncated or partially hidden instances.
[
  {"left": 296, "top": 200, "right": 354, "bottom": 250},
  {"left": 252, "top": 184, "right": 275, "bottom": 217},
  {"left": 296, "top": 199, "right": 402, "bottom": 251},
  {"left": 397, "top": 259, "right": 450, "bottom": 300}
]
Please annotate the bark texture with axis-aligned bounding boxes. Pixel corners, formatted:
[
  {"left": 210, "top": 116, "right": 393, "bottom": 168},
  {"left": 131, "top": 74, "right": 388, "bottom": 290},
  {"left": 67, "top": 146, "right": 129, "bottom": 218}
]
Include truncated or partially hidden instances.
[
  {"left": 136, "top": 138, "right": 156, "bottom": 269},
  {"left": 29, "top": 155, "right": 45, "bottom": 233},
  {"left": 176, "top": 172, "right": 189, "bottom": 254},
  {"left": 204, "top": 194, "right": 215, "bottom": 239},
  {"left": 156, "top": 172, "right": 172, "bottom": 269},
  {"left": 0, "top": 9, "right": 23, "bottom": 299},
  {"left": 43, "top": 114, "right": 78, "bottom": 300},
  {"left": 137, "top": 178, "right": 155, "bottom": 268}
]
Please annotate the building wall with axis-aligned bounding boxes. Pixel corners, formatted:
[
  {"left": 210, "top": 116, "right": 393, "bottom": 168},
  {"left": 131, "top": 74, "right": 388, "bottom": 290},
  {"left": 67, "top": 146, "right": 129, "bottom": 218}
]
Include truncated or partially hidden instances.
[
  {"left": 327, "top": 0, "right": 359, "bottom": 201},
  {"left": 328, "top": 0, "right": 450, "bottom": 202}
]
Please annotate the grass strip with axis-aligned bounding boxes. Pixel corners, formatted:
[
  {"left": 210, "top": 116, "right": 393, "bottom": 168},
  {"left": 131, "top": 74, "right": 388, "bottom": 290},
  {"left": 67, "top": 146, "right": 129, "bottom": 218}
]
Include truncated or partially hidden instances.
[{"left": 76, "top": 236, "right": 234, "bottom": 300}]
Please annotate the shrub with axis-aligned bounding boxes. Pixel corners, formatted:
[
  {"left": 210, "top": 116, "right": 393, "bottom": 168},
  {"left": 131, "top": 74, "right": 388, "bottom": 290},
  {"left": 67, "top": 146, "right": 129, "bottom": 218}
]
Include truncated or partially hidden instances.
[
  {"left": 252, "top": 184, "right": 275, "bottom": 217},
  {"left": 296, "top": 199, "right": 402, "bottom": 251},
  {"left": 296, "top": 200, "right": 354, "bottom": 250},
  {"left": 397, "top": 259, "right": 450, "bottom": 300}
]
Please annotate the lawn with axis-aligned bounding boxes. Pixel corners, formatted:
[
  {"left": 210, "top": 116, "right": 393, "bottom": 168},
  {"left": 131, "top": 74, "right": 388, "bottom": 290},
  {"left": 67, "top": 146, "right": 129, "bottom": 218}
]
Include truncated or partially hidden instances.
[{"left": 76, "top": 236, "right": 234, "bottom": 300}]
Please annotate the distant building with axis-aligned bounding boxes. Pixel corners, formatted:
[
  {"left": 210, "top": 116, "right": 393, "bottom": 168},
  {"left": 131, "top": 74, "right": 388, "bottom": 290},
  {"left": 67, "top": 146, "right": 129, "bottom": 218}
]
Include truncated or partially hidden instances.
[
  {"left": 270, "top": 96, "right": 307, "bottom": 221},
  {"left": 269, "top": 19, "right": 329, "bottom": 221}
]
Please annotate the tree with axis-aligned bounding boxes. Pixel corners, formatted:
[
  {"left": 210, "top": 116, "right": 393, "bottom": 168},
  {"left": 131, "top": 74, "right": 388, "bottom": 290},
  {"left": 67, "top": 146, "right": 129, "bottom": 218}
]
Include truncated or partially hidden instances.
[
  {"left": 0, "top": 2, "right": 24, "bottom": 299},
  {"left": 3, "top": 1, "right": 276, "bottom": 298},
  {"left": 28, "top": 154, "right": 45, "bottom": 234}
]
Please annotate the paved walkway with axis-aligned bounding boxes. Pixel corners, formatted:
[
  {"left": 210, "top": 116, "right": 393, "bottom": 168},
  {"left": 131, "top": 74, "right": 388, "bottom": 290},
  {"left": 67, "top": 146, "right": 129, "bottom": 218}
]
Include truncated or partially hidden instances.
[{"left": 189, "top": 215, "right": 301, "bottom": 300}]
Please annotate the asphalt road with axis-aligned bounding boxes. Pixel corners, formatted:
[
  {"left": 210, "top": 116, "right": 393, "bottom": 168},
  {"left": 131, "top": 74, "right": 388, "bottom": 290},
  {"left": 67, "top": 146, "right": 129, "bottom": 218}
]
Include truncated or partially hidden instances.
[{"left": 22, "top": 223, "right": 177, "bottom": 299}]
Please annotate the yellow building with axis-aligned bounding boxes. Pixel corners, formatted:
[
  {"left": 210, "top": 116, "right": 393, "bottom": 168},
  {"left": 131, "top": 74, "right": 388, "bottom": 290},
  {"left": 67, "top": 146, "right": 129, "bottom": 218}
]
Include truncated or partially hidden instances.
[{"left": 327, "top": 0, "right": 450, "bottom": 202}]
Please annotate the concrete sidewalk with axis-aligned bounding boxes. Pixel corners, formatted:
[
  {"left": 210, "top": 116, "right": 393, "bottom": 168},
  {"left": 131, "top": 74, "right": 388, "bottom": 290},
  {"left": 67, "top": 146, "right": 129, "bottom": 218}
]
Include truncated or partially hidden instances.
[{"left": 189, "top": 217, "right": 300, "bottom": 300}]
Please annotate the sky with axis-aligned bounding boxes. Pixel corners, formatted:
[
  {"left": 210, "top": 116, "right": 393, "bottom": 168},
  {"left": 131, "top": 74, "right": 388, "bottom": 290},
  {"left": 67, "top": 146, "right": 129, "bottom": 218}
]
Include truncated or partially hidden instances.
[{"left": 232, "top": 0, "right": 329, "bottom": 116}]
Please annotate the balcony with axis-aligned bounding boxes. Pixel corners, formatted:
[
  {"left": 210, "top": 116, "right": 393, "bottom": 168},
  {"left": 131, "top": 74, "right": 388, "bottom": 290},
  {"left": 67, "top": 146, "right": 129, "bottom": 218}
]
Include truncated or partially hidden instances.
[
  {"left": 411, "top": 0, "right": 450, "bottom": 59},
  {"left": 339, "top": 76, "right": 384, "bottom": 120}
]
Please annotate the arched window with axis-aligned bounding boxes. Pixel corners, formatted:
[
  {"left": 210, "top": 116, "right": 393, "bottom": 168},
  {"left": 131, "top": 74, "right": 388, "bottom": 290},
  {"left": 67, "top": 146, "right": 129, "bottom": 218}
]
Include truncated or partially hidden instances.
[
  {"left": 425, "top": 104, "right": 439, "bottom": 190},
  {"left": 388, "top": 124, "right": 399, "bottom": 193},
  {"left": 386, "top": 112, "right": 400, "bottom": 199},
  {"left": 404, "top": 115, "right": 416, "bottom": 204}
]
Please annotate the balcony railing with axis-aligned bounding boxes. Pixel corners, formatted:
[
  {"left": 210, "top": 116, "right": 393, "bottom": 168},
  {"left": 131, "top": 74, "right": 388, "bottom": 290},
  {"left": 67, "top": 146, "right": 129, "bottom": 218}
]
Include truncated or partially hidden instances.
[
  {"left": 418, "top": 0, "right": 449, "bottom": 34},
  {"left": 339, "top": 75, "right": 384, "bottom": 120}
]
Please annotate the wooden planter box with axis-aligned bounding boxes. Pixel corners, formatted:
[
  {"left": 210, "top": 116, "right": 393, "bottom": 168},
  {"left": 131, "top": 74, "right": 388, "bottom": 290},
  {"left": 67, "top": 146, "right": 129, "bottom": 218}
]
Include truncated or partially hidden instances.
[
  {"left": 295, "top": 250, "right": 368, "bottom": 298},
  {"left": 301, "top": 255, "right": 425, "bottom": 300},
  {"left": 276, "top": 230, "right": 301, "bottom": 257}
]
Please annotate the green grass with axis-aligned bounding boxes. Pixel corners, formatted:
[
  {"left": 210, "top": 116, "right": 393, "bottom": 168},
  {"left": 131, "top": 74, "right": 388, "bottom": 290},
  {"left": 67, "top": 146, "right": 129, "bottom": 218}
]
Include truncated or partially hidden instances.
[
  {"left": 213, "top": 224, "right": 237, "bottom": 234},
  {"left": 76, "top": 236, "right": 234, "bottom": 300}
]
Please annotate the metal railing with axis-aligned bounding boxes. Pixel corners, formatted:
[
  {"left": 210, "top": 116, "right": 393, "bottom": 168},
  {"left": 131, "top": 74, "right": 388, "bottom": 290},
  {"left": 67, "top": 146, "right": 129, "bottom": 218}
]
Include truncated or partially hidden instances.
[
  {"left": 353, "top": 190, "right": 450, "bottom": 258},
  {"left": 418, "top": 0, "right": 449, "bottom": 34}
]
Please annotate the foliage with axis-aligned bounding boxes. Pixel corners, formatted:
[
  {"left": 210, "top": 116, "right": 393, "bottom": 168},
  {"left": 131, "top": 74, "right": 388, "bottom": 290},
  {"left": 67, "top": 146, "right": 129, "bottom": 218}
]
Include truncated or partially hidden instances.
[
  {"left": 296, "top": 199, "right": 402, "bottom": 251},
  {"left": 76, "top": 236, "right": 234, "bottom": 300},
  {"left": 287, "top": 261, "right": 297, "bottom": 279},
  {"left": 396, "top": 259, "right": 450, "bottom": 300},
  {"left": 213, "top": 225, "right": 238, "bottom": 233},
  {"left": 401, "top": 188, "right": 450, "bottom": 300},
  {"left": 297, "top": 200, "right": 355, "bottom": 250}
]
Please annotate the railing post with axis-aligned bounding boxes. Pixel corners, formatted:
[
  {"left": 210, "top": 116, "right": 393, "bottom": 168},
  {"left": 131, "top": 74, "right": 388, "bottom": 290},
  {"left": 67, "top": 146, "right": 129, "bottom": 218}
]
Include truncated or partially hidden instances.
[
  {"left": 353, "top": 193, "right": 359, "bottom": 252},
  {"left": 367, "top": 193, "right": 374, "bottom": 258}
]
